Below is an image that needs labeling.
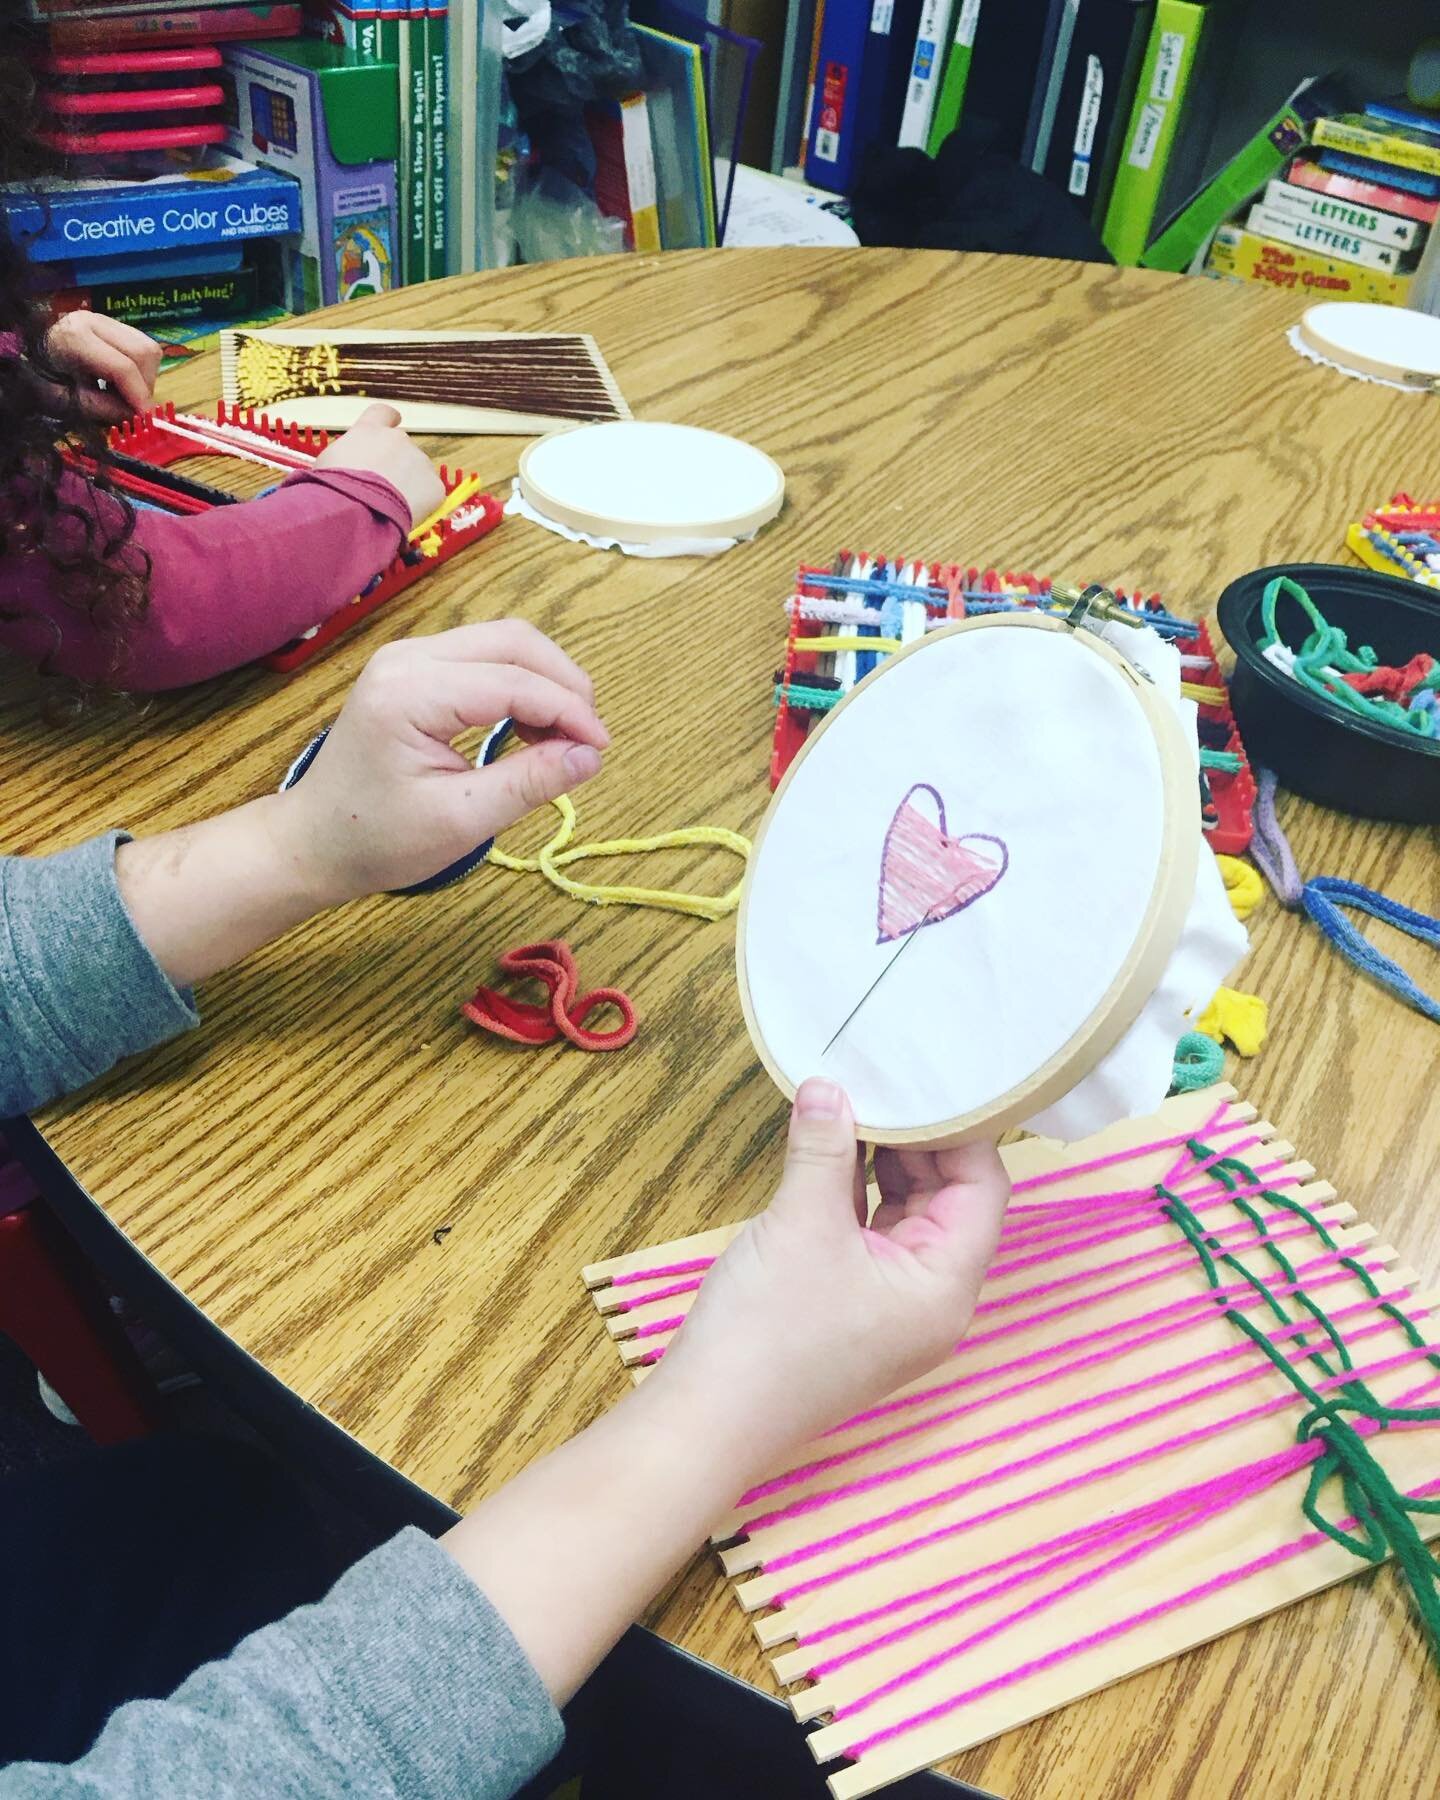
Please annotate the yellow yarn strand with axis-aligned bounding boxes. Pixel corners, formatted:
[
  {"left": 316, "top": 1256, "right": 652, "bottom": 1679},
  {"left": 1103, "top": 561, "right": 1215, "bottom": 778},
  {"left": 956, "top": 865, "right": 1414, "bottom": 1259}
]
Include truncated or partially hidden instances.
[
  {"left": 1181, "top": 681, "right": 1229, "bottom": 706},
  {"left": 488, "top": 794, "right": 751, "bottom": 922},
  {"left": 803, "top": 634, "right": 904, "bottom": 655},
  {"left": 1215, "top": 854, "right": 1264, "bottom": 921}
]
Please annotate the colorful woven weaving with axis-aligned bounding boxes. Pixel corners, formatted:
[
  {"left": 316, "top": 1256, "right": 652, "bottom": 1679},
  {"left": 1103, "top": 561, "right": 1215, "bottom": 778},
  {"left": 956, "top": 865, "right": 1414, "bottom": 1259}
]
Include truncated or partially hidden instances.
[
  {"left": 769, "top": 555, "right": 1255, "bottom": 854},
  {"left": 1346, "top": 494, "right": 1440, "bottom": 590},
  {"left": 585, "top": 1086, "right": 1439, "bottom": 1797}
]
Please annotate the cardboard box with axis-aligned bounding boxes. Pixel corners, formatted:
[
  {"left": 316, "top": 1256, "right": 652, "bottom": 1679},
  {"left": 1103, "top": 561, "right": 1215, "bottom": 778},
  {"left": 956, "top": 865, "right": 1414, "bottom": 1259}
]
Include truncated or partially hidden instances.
[{"left": 223, "top": 38, "right": 399, "bottom": 310}]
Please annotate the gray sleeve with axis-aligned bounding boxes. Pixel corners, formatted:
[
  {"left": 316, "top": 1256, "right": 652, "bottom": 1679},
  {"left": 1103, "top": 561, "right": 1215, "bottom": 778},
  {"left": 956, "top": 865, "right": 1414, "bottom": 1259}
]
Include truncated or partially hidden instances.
[
  {"left": 0, "top": 833, "right": 198, "bottom": 1117},
  {"left": 1, "top": 1527, "right": 564, "bottom": 1798}
]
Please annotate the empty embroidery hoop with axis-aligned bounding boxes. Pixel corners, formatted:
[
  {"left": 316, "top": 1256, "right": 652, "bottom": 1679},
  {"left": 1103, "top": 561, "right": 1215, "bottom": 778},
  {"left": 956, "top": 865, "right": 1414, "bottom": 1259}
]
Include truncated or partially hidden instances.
[
  {"left": 737, "top": 614, "right": 1198, "bottom": 1145},
  {"left": 1296, "top": 302, "right": 1440, "bottom": 390},
  {"left": 515, "top": 419, "right": 786, "bottom": 545}
]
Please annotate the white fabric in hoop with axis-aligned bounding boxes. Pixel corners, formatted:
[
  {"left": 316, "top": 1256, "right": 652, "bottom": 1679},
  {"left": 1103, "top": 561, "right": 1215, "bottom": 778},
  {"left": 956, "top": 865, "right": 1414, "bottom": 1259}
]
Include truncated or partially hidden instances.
[{"left": 743, "top": 619, "right": 1245, "bottom": 1142}]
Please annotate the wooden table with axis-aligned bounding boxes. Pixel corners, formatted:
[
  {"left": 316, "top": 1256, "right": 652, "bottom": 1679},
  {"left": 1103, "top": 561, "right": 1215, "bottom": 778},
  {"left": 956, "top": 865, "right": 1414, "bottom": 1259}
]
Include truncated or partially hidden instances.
[{"left": 4, "top": 248, "right": 1438, "bottom": 1799}]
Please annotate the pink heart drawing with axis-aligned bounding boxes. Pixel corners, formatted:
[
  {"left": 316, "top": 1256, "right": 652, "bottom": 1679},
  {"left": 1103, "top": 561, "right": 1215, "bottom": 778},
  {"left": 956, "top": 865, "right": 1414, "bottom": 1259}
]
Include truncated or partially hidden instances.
[{"left": 876, "top": 783, "right": 1008, "bottom": 944}]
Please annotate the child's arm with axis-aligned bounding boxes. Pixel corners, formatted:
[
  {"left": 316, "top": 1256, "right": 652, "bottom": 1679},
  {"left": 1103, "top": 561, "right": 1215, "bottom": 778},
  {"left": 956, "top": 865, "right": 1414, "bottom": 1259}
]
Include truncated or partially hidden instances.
[
  {"left": 0, "top": 620, "right": 606, "bottom": 1118},
  {"left": 0, "top": 402, "right": 447, "bottom": 691},
  {"left": 1, "top": 1092, "right": 1006, "bottom": 1799}
]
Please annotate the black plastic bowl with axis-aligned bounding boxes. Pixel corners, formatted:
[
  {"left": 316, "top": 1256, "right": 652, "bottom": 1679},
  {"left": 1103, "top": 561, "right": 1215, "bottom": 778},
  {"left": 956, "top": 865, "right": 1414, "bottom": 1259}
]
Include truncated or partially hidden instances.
[{"left": 1216, "top": 562, "right": 1440, "bottom": 824}]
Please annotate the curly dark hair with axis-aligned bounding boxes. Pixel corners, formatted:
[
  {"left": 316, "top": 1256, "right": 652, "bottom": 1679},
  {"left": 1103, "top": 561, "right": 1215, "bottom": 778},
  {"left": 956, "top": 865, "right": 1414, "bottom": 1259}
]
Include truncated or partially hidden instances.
[{"left": 0, "top": 26, "right": 149, "bottom": 680}]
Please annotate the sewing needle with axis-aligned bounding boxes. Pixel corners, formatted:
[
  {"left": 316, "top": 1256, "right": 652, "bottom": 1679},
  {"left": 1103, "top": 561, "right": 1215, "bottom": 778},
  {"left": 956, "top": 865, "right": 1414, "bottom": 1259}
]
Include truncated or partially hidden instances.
[{"left": 821, "top": 907, "right": 937, "bottom": 1057}]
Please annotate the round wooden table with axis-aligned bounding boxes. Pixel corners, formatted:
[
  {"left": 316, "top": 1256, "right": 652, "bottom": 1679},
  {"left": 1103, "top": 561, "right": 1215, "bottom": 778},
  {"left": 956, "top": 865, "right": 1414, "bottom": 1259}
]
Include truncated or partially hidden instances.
[{"left": 4, "top": 248, "right": 1438, "bottom": 1799}]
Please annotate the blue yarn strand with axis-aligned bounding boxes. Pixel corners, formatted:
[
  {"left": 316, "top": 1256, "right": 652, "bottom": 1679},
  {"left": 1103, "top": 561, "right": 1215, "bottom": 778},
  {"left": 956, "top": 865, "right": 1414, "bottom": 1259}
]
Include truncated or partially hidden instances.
[{"left": 1301, "top": 877, "right": 1440, "bottom": 1024}]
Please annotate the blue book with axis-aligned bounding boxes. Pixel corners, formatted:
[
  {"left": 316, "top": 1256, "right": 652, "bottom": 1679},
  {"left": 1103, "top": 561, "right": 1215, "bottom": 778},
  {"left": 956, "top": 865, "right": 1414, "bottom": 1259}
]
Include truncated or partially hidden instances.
[
  {"left": 1364, "top": 98, "right": 1440, "bottom": 140},
  {"left": 29, "top": 244, "right": 245, "bottom": 287},
  {"left": 805, "top": 0, "right": 924, "bottom": 194},
  {"left": 1318, "top": 148, "right": 1440, "bottom": 200},
  {"left": 4, "top": 155, "right": 300, "bottom": 265}
]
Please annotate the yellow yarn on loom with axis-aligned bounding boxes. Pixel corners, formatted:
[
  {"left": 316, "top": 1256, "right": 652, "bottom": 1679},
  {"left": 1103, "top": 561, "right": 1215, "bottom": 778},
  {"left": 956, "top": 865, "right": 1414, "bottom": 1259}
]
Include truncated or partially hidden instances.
[
  {"left": 1194, "top": 986, "right": 1269, "bottom": 1057},
  {"left": 488, "top": 794, "right": 751, "bottom": 922},
  {"left": 1215, "top": 855, "right": 1264, "bottom": 921}
]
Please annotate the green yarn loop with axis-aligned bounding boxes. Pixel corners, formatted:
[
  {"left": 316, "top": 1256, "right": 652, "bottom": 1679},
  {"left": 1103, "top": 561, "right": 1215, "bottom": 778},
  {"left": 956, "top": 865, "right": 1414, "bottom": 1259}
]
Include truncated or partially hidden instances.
[
  {"left": 1170, "top": 1032, "right": 1225, "bottom": 1093},
  {"left": 1159, "top": 1140, "right": 1440, "bottom": 1664},
  {"left": 1257, "top": 575, "right": 1435, "bottom": 739}
]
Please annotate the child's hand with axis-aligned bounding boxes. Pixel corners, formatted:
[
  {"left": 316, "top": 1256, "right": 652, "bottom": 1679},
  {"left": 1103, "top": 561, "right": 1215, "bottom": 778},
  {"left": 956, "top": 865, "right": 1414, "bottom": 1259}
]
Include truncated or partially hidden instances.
[
  {"left": 661, "top": 1080, "right": 1010, "bottom": 1473},
  {"left": 313, "top": 401, "right": 446, "bottom": 526},
  {"left": 42, "top": 312, "right": 161, "bottom": 420},
  {"left": 272, "top": 620, "right": 609, "bottom": 906}
]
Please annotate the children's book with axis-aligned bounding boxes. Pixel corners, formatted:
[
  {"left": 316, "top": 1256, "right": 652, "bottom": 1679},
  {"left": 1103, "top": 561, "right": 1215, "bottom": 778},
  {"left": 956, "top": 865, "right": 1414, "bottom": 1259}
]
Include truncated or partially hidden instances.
[
  {"left": 1311, "top": 113, "right": 1440, "bottom": 181},
  {"left": 426, "top": 0, "right": 449, "bottom": 276},
  {"left": 1261, "top": 175, "right": 1421, "bottom": 251},
  {"left": 1100, "top": 0, "right": 1204, "bottom": 264},
  {"left": 1245, "top": 202, "right": 1406, "bottom": 273},
  {"left": 1205, "top": 221, "right": 1412, "bottom": 305},
  {"left": 1285, "top": 154, "right": 1438, "bottom": 226}
]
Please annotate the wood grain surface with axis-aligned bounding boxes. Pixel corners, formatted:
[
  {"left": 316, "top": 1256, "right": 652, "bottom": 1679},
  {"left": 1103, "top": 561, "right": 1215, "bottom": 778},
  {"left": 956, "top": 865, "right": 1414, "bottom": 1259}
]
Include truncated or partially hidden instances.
[{"left": 3, "top": 249, "right": 1438, "bottom": 1799}]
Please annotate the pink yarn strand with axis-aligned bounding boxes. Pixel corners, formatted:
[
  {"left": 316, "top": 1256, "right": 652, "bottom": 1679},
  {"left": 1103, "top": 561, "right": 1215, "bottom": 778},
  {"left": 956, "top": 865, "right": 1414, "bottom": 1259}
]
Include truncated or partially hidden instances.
[
  {"left": 1006, "top": 1102, "right": 1238, "bottom": 1196},
  {"left": 736, "top": 1296, "right": 1395, "bottom": 1526},
  {"left": 840, "top": 1470, "right": 1440, "bottom": 1761},
  {"left": 834, "top": 1253, "right": 1382, "bottom": 1435},
  {"left": 610, "top": 1256, "right": 715, "bottom": 1285},
  {"left": 741, "top": 1312, "right": 1401, "bottom": 1538},
  {"left": 767, "top": 1342, "right": 1434, "bottom": 1589}
]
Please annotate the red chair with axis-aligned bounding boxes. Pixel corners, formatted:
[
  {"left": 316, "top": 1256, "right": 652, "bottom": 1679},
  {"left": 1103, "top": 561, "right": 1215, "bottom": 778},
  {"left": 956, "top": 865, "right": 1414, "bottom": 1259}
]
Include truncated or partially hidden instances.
[{"left": 0, "top": 1153, "right": 159, "bottom": 1444}]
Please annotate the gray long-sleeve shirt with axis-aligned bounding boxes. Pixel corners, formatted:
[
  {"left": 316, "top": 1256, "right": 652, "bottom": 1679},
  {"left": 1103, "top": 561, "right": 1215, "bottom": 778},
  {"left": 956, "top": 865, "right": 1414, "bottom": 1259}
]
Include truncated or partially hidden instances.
[{"left": 0, "top": 835, "right": 563, "bottom": 1795}]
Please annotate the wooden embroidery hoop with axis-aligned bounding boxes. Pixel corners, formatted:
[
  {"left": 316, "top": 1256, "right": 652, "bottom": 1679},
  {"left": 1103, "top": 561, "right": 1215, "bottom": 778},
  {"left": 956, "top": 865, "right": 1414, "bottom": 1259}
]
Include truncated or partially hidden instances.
[
  {"left": 1296, "top": 301, "right": 1440, "bottom": 391},
  {"left": 736, "top": 613, "right": 1199, "bottom": 1146},
  {"left": 515, "top": 420, "right": 786, "bottom": 545}
]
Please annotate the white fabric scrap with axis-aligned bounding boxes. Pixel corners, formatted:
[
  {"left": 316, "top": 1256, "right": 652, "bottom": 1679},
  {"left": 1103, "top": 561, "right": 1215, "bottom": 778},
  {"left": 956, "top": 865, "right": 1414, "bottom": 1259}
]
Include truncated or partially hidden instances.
[
  {"left": 1023, "top": 624, "right": 1249, "bottom": 1142},
  {"left": 1285, "top": 324, "right": 1426, "bottom": 392},
  {"left": 505, "top": 484, "right": 749, "bottom": 558}
]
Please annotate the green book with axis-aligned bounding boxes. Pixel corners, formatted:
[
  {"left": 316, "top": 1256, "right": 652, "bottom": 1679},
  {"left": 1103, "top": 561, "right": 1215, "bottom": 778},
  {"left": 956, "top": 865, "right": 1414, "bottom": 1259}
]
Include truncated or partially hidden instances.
[
  {"left": 402, "top": 0, "right": 427, "bottom": 282},
  {"left": 926, "top": 0, "right": 983, "bottom": 155},
  {"left": 1141, "top": 75, "right": 1342, "bottom": 273},
  {"left": 426, "top": 0, "right": 449, "bottom": 275},
  {"left": 1102, "top": 0, "right": 1205, "bottom": 266}
]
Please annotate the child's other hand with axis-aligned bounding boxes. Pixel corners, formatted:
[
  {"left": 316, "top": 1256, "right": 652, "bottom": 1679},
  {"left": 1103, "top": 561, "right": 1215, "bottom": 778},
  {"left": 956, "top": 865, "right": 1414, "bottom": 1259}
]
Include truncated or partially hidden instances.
[
  {"left": 272, "top": 621, "right": 609, "bottom": 905},
  {"left": 42, "top": 312, "right": 161, "bottom": 420},
  {"left": 662, "top": 1081, "right": 1010, "bottom": 1473},
  {"left": 313, "top": 401, "right": 446, "bottom": 526}
]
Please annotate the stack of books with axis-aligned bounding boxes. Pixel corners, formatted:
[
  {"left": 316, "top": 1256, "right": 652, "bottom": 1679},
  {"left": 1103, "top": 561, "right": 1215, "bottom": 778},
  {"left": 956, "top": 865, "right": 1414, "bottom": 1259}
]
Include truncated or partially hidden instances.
[
  {"left": 1205, "top": 98, "right": 1440, "bottom": 309},
  {"left": 5, "top": 153, "right": 300, "bottom": 361}
]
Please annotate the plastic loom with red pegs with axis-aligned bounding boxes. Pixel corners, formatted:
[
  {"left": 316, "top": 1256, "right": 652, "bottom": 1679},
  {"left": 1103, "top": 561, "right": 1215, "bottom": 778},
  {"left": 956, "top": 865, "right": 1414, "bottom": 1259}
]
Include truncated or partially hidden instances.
[{"left": 65, "top": 402, "right": 502, "bottom": 671}]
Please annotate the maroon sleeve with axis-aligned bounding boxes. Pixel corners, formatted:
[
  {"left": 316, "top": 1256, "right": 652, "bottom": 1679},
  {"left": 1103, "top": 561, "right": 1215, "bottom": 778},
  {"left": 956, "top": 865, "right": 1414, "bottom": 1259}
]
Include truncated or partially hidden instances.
[{"left": 0, "top": 466, "right": 411, "bottom": 691}]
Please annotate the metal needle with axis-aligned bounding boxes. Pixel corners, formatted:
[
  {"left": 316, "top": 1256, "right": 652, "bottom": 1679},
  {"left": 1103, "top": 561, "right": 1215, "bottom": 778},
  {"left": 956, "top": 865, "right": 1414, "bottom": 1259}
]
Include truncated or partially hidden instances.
[{"left": 821, "top": 909, "right": 935, "bottom": 1057}]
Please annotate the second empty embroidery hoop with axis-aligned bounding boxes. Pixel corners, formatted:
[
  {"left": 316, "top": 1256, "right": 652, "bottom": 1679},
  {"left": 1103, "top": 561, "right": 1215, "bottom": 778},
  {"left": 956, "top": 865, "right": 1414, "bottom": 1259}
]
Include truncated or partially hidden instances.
[
  {"left": 515, "top": 420, "right": 786, "bottom": 545},
  {"left": 736, "top": 614, "right": 1200, "bottom": 1145},
  {"left": 1295, "top": 302, "right": 1440, "bottom": 391}
]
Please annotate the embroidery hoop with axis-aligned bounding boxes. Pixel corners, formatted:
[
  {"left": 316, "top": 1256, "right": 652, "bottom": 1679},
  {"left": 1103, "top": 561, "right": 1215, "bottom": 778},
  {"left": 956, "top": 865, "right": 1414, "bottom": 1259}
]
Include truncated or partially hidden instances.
[
  {"left": 515, "top": 420, "right": 786, "bottom": 546},
  {"left": 736, "top": 613, "right": 1200, "bottom": 1146},
  {"left": 1294, "top": 302, "right": 1440, "bottom": 392}
]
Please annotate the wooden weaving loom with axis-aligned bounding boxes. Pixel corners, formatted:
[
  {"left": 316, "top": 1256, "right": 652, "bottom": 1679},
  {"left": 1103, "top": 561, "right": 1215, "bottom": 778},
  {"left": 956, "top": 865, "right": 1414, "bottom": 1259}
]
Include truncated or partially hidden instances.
[
  {"left": 220, "top": 326, "right": 632, "bottom": 435},
  {"left": 584, "top": 1086, "right": 1440, "bottom": 1797}
]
